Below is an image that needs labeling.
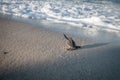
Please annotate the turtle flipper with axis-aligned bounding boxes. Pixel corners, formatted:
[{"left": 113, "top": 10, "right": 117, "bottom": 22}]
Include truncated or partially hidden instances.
[{"left": 63, "top": 34, "right": 69, "bottom": 40}]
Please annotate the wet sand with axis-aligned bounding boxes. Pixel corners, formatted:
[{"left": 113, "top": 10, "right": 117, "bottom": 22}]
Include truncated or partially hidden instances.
[{"left": 0, "top": 17, "right": 120, "bottom": 80}]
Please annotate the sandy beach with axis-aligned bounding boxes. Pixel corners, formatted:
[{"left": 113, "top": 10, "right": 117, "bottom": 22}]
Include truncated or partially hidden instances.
[{"left": 0, "top": 17, "right": 120, "bottom": 80}]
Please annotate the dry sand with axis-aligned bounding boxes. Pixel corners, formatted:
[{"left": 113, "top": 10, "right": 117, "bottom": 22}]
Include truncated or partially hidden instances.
[{"left": 0, "top": 17, "right": 120, "bottom": 80}]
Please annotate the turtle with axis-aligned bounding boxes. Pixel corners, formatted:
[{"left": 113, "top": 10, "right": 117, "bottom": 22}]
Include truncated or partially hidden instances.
[{"left": 63, "top": 34, "right": 81, "bottom": 50}]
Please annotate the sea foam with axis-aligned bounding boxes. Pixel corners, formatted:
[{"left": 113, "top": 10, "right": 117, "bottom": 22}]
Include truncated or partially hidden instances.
[{"left": 0, "top": 0, "right": 120, "bottom": 34}]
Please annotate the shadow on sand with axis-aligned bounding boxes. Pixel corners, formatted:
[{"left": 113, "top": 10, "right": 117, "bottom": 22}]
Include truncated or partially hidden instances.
[
  {"left": 1, "top": 42, "right": 120, "bottom": 80},
  {"left": 81, "top": 42, "right": 109, "bottom": 49}
]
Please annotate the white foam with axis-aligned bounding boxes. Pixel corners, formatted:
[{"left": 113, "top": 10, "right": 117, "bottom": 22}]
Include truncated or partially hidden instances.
[{"left": 0, "top": 0, "right": 120, "bottom": 35}]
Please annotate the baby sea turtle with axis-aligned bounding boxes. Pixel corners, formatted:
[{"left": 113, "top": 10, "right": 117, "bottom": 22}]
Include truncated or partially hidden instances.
[{"left": 63, "top": 34, "right": 81, "bottom": 50}]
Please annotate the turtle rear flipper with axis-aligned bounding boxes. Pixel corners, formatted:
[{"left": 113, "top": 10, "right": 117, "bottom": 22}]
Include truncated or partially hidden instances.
[
  {"left": 66, "top": 46, "right": 81, "bottom": 51},
  {"left": 76, "top": 46, "right": 81, "bottom": 49}
]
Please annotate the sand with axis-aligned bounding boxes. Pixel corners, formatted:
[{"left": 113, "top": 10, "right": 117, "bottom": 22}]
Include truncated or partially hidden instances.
[{"left": 0, "top": 17, "right": 120, "bottom": 80}]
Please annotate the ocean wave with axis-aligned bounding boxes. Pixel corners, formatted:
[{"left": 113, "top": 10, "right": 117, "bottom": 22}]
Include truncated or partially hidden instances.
[{"left": 0, "top": 0, "right": 120, "bottom": 34}]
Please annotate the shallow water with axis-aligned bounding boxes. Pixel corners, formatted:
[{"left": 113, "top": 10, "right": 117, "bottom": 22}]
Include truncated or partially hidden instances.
[{"left": 0, "top": 13, "right": 120, "bottom": 45}]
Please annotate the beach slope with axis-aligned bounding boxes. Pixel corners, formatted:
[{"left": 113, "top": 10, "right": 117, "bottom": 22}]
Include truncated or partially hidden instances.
[{"left": 0, "top": 18, "right": 120, "bottom": 80}]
